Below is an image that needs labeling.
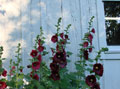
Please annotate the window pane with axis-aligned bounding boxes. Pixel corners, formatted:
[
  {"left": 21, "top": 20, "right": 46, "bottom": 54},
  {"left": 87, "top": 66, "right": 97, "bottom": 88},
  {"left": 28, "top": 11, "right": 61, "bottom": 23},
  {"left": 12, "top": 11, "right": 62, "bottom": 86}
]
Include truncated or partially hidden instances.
[{"left": 104, "top": 1, "right": 120, "bottom": 45}]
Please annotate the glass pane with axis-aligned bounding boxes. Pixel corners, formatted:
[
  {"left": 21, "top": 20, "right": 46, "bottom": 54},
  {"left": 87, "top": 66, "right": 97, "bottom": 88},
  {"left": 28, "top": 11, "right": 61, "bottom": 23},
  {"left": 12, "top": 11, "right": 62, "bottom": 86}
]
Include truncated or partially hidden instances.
[
  {"left": 104, "top": 1, "right": 120, "bottom": 45},
  {"left": 105, "top": 20, "right": 120, "bottom": 45}
]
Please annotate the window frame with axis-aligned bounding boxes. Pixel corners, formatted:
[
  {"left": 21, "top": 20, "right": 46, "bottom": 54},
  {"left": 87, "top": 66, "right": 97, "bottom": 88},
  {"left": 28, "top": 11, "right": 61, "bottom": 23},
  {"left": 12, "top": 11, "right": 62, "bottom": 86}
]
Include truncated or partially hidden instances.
[{"left": 97, "top": 0, "right": 120, "bottom": 59}]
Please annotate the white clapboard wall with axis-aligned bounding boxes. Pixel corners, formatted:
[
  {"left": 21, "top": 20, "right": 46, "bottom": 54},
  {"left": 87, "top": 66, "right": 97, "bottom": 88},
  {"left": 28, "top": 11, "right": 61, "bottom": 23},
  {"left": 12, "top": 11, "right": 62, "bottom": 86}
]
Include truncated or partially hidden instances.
[{"left": 0, "top": 0, "right": 120, "bottom": 89}]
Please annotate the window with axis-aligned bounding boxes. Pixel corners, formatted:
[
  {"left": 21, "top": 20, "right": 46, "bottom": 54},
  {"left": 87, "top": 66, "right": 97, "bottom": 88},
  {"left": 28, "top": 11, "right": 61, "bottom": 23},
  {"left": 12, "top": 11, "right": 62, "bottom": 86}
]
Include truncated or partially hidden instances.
[
  {"left": 99, "top": 0, "right": 120, "bottom": 59},
  {"left": 103, "top": 1, "right": 120, "bottom": 45}
]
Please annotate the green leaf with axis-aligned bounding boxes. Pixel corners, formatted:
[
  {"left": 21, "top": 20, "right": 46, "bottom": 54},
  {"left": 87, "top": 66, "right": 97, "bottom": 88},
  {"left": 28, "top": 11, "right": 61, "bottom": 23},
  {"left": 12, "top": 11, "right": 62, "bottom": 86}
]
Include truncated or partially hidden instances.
[
  {"left": 66, "top": 51, "right": 73, "bottom": 56},
  {"left": 42, "top": 51, "right": 49, "bottom": 56}
]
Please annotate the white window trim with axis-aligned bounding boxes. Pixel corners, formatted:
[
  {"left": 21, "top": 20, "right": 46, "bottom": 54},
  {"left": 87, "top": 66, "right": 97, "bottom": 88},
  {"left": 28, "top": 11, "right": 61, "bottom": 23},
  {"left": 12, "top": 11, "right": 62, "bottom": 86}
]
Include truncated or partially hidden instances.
[
  {"left": 97, "top": 0, "right": 120, "bottom": 59},
  {"left": 103, "top": 0, "right": 120, "bottom": 1}
]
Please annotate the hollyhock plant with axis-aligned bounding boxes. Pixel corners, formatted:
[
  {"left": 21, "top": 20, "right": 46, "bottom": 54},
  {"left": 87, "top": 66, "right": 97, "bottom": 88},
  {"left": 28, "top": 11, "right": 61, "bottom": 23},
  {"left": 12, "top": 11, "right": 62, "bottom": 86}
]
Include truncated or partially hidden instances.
[
  {"left": 85, "top": 75, "right": 96, "bottom": 87},
  {"left": 53, "top": 52, "right": 66, "bottom": 63},
  {"left": 33, "top": 74, "right": 39, "bottom": 80},
  {"left": 89, "top": 48, "right": 92, "bottom": 52},
  {"left": 60, "top": 33, "right": 64, "bottom": 39},
  {"left": 32, "top": 61, "right": 40, "bottom": 70},
  {"left": 2, "top": 69, "right": 7, "bottom": 77},
  {"left": 91, "top": 28, "right": 95, "bottom": 33},
  {"left": 75, "top": 16, "right": 108, "bottom": 89},
  {"left": 30, "top": 50, "right": 38, "bottom": 57},
  {"left": 91, "top": 83, "right": 100, "bottom": 89},
  {"left": 50, "top": 71, "right": 60, "bottom": 81},
  {"left": 88, "top": 34, "right": 93, "bottom": 45},
  {"left": 49, "top": 18, "right": 72, "bottom": 81},
  {"left": 38, "top": 54, "right": 42, "bottom": 62},
  {"left": 50, "top": 62, "right": 59, "bottom": 72},
  {"left": 0, "top": 17, "right": 108, "bottom": 89},
  {"left": 84, "top": 50, "right": 89, "bottom": 60},
  {"left": 51, "top": 34, "right": 58, "bottom": 43},
  {"left": 0, "top": 81, "right": 7, "bottom": 89},
  {"left": 65, "top": 35, "right": 68, "bottom": 39},
  {"left": 38, "top": 46, "right": 44, "bottom": 52},
  {"left": 93, "top": 63, "right": 103, "bottom": 76},
  {"left": 83, "top": 41, "right": 89, "bottom": 48}
]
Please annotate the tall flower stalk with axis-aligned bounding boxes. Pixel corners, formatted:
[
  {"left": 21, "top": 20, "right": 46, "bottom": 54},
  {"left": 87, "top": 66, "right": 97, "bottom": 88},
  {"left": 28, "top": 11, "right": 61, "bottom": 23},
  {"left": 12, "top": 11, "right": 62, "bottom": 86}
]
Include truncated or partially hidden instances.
[{"left": 75, "top": 16, "right": 108, "bottom": 89}]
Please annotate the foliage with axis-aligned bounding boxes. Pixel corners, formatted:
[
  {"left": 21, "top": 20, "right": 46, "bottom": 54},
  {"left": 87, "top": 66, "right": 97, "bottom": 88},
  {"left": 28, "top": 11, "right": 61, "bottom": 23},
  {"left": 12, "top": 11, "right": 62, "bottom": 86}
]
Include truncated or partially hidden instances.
[{"left": 0, "top": 17, "right": 108, "bottom": 89}]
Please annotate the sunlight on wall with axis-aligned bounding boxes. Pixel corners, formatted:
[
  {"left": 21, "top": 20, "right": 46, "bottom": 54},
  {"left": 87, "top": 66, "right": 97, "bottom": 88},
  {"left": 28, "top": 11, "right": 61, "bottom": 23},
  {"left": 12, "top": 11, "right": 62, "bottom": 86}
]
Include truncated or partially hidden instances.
[{"left": 0, "top": 0, "right": 29, "bottom": 58}]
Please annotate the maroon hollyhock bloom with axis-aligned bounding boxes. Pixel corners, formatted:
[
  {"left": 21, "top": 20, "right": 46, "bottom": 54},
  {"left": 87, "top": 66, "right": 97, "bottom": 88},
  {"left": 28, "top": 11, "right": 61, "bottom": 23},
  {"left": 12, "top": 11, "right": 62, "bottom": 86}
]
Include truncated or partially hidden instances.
[
  {"left": 50, "top": 71, "right": 60, "bottom": 81},
  {"left": 30, "top": 50, "right": 38, "bottom": 57},
  {"left": 61, "top": 40, "right": 66, "bottom": 44},
  {"left": 33, "top": 74, "right": 39, "bottom": 80},
  {"left": 38, "top": 39, "right": 41, "bottom": 46},
  {"left": 59, "top": 59, "right": 67, "bottom": 68},
  {"left": 60, "top": 33, "right": 64, "bottom": 39},
  {"left": 38, "top": 46, "right": 44, "bottom": 52},
  {"left": 65, "top": 35, "right": 68, "bottom": 39},
  {"left": 51, "top": 35, "right": 58, "bottom": 43},
  {"left": 93, "top": 63, "right": 103, "bottom": 76},
  {"left": 88, "top": 34, "right": 93, "bottom": 45},
  {"left": 20, "top": 69, "right": 23, "bottom": 72},
  {"left": 53, "top": 52, "right": 66, "bottom": 63},
  {"left": 91, "top": 83, "right": 100, "bottom": 89},
  {"left": 38, "top": 55, "right": 42, "bottom": 62},
  {"left": 50, "top": 62, "right": 59, "bottom": 72},
  {"left": 89, "top": 48, "right": 92, "bottom": 52},
  {"left": 83, "top": 42, "right": 88, "bottom": 48},
  {"left": 2, "top": 69, "right": 7, "bottom": 77},
  {"left": 85, "top": 75, "right": 96, "bottom": 87},
  {"left": 84, "top": 50, "right": 89, "bottom": 60},
  {"left": 30, "top": 71, "right": 34, "bottom": 78},
  {"left": 56, "top": 45, "right": 64, "bottom": 52},
  {"left": 0, "top": 81, "right": 7, "bottom": 89},
  {"left": 91, "top": 28, "right": 95, "bottom": 33},
  {"left": 32, "top": 61, "right": 40, "bottom": 70}
]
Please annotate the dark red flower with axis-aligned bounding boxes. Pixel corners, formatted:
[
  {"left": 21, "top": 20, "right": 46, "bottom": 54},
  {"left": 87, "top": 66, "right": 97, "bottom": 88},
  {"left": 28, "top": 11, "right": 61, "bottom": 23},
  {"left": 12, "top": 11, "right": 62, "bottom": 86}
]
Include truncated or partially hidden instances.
[
  {"left": 51, "top": 35, "right": 58, "bottom": 43},
  {"left": 56, "top": 45, "right": 64, "bottom": 52},
  {"left": 2, "top": 69, "right": 7, "bottom": 77},
  {"left": 93, "top": 63, "right": 103, "bottom": 76},
  {"left": 0, "top": 81, "right": 7, "bottom": 89},
  {"left": 33, "top": 74, "right": 39, "bottom": 80},
  {"left": 38, "top": 55, "right": 42, "bottom": 62},
  {"left": 83, "top": 42, "right": 88, "bottom": 48},
  {"left": 53, "top": 52, "right": 66, "bottom": 63},
  {"left": 61, "top": 40, "right": 66, "bottom": 44},
  {"left": 20, "top": 69, "right": 23, "bottom": 72},
  {"left": 50, "top": 62, "right": 59, "bottom": 72},
  {"left": 59, "top": 60, "right": 67, "bottom": 68},
  {"left": 89, "top": 48, "right": 92, "bottom": 52},
  {"left": 30, "top": 71, "right": 34, "bottom": 77},
  {"left": 91, "top": 83, "right": 100, "bottom": 89},
  {"left": 32, "top": 61, "right": 40, "bottom": 70},
  {"left": 88, "top": 34, "right": 93, "bottom": 45},
  {"left": 38, "top": 39, "right": 41, "bottom": 46},
  {"left": 91, "top": 28, "right": 95, "bottom": 33},
  {"left": 30, "top": 50, "right": 38, "bottom": 57},
  {"left": 84, "top": 50, "right": 89, "bottom": 60},
  {"left": 12, "top": 66, "right": 15, "bottom": 70},
  {"left": 50, "top": 71, "right": 60, "bottom": 81},
  {"left": 38, "top": 46, "right": 44, "bottom": 52},
  {"left": 60, "top": 33, "right": 64, "bottom": 39},
  {"left": 85, "top": 75, "right": 96, "bottom": 87},
  {"left": 65, "top": 35, "right": 68, "bottom": 39}
]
